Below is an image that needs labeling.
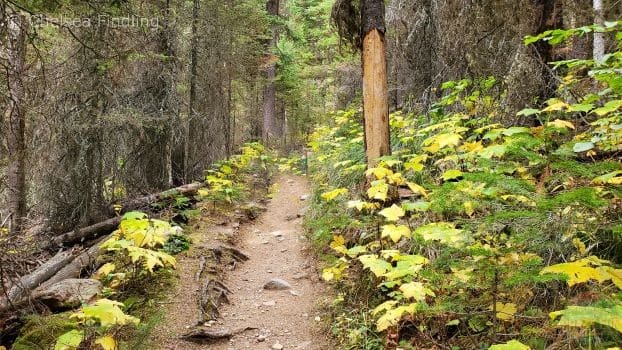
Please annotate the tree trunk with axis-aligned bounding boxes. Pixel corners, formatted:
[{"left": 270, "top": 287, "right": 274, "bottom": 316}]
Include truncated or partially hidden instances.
[
  {"left": 186, "top": 0, "right": 200, "bottom": 182},
  {"left": 361, "top": 0, "right": 390, "bottom": 167},
  {"left": 4, "top": 9, "right": 27, "bottom": 235},
  {"left": 262, "top": 0, "right": 280, "bottom": 145},
  {"left": 593, "top": 0, "right": 605, "bottom": 62}
]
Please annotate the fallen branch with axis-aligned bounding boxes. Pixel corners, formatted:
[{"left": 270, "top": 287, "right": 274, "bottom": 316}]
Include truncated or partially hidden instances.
[{"left": 181, "top": 326, "right": 257, "bottom": 343}]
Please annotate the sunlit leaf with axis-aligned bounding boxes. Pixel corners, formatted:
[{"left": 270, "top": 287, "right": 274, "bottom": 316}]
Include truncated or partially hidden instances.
[
  {"left": 95, "top": 336, "right": 116, "bottom": 350},
  {"left": 55, "top": 330, "right": 84, "bottom": 350},
  {"left": 442, "top": 169, "right": 463, "bottom": 181},
  {"left": 415, "top": 223, "right": 469, "bottom": 246},
  {"left": 381, "top": 224, "right": 411, "bottom": 243},
  {"left": 399, "top": 282, "right": 435, "bottom": 301},
  {"left": 367, "top": 180, "right": 389, "bottom": 201},
  {"left": 321, "top": 188, "right": 348, "bottom": 201},
  {"left": 550, "top": 305, "right": 622, "bottom": 333},
  {"left": 359, "top": 255, "right": 392, "bottom": 277},
  {"left": 489, "top": 340, "right": 531, "bottom": 350},
  {"left": 490, "top": 302, "right": 517, "bottom": 321},
  {"left": 379, "top": 204, "right": 405, "bottom": 222}
]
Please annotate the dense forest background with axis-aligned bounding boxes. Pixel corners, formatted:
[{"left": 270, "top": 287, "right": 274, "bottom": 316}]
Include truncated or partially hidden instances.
[{"left": 1, "top": 0, "right": 620, "bottom": 238}]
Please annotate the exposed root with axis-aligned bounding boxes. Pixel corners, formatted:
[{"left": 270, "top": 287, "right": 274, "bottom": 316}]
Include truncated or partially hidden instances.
[
  {"left": 197, "top": 279, "right": 232, "bottom": 324},
  {"left": 181, "top": 326, "right": 257, "bottom": 343}
]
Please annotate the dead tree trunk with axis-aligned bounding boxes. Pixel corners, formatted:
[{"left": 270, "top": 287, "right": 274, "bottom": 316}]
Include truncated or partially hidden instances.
[
  {"left": 3, "top": 9, "right": 28, "bottom": 235},
  {"left": 361, "top": 0, "right": 390, "bottom": 167},
  {"left": 186, "top": 0, "right": 200, "bottom": 182}
]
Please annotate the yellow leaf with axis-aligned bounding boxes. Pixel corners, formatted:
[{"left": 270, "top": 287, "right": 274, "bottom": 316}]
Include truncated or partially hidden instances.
[
  {"left": 95, "top": 336, "right": 116, "bottom": 350},
  {"left": 387, "top": 172, "right": 406, "bottom": 185},
  {"left": 379, "top": 204, "right": 405, "bottom": 222},
  {"left": 540, "top": 258, "right": 610, "bottom": 286},
  {"left": 542, "top": 101, "right": 569, "bottom": 112},
  {"left": 459, "top": 141, "right": 484, "bottom": 153},
  {"left": 365, "top": 167, "right": 393, "bottom": 180},
  {"left": 463, "top": 201, "right": 475, "bottom": 216},
  {"left": 491, "top": 302, "right": 517, "bottom": 321},
  {"left": 406, "top": 182, "right": 428, "bottom": 198},
  {"left": 381, "top": 224, "right": 411, "bottom": 243},
  {"left": 399, "top": 282, "right": 435, "bottom": 301},
  {"left": 321, "top": 188, "right": 348, "bottom": 201},
  {"left": 330, "top": 235, "right": 348, "bottom": 255},
  {"left": 547, "top": 119, "right": 575, "bottom": 130},
  {"left": 94, "top": 263, "right": 116, "bottom": 280},
  {"left": 367, "top": 180, "right": 389, "bottom": 201},
  {"left": 451, "top": 267, "right": 474, "bottom": 283}
]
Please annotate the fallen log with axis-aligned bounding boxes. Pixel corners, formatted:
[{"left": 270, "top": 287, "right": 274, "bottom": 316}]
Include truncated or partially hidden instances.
[
  {"left": 110, "top": 182, "right": 204, "bottom": 215},
  {"left": 1, "top": 250, "right": 78, "bottom": 309},
  {"left": 40, "top": 237, "right": 107, "bottom": 289},
  {"left": 52, "top": 217, "right": 121, "bottom": 247},
  {"left": 0, "top": 279, "right": 102, "bottom": 315},
  {"left": 52, "top": 182, "right": 205, "bottom": 247}
]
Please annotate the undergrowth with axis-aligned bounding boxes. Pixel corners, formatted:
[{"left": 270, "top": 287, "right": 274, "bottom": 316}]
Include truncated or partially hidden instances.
[{"left": 306, "top": 22, "right": 622, "bottom": 350}]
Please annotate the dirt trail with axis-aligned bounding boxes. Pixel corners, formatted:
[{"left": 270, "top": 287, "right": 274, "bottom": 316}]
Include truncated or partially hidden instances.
[{"left": 153, "top": 175, "right": 332, "bottom": 350}]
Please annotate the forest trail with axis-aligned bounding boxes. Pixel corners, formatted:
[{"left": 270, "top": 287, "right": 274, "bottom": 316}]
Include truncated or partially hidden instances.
[{"left": 153, "top": 174, "right": 332, "bottom": 350}]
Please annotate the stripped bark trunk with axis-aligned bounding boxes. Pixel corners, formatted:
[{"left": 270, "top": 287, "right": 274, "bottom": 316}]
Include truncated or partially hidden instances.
[
  {"left": 4, "top": 9, "right": 27, "bottom": 235},
  {"left": 361, "top": 0, "right": 390, "bottom": 167}
]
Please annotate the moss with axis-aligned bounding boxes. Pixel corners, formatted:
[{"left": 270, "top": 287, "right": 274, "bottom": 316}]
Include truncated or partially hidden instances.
[
  {"left": 550, "top": 159, "right": 621, "bottom": 179},
  {"left": 12, "top": 313, "right": 76, "bottom": 350},
  {"left": 537, "top": 187, "right": 607, "bottom": 211},
  {"left": 464, "top": 172, "right": 535, "bottom": 196}
]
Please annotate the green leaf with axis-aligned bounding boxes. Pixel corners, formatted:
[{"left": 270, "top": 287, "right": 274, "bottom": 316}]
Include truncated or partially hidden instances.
[
  {"left": 489, "top": 340, "right": 531, "bottom": 350},
  {"left": 71, "top": 298, "right": 140, "bottom": 328},
  {"left": 516, "top": 108, "right": 540, "bottom": 117},
  {"left": 593, "top": 170, "right": 622, "bottom": 185},
  {"left": 573, "top": 141, "right": 595, "bottom": 153},
  {"left": 402, "top": 201, "right": 430, "bottom": 212},
  {"left": 122, "top": 211, "right": 148, "bottom": 220},
  {"left": 359, "top": 255, "right": 392, "bottom": 277},
  {"left": 502, "top": 127, "right": 531, "bottom": 136},
  {"left": 414, "top": 223, "right": 469, "bottom": 246},
  {"left": 442, "top": 169, "right": 464, "bottom": 181},
  {"left": 95, "top": 336, "right": 117, "bottom": 350},
  {"left": 55, "top": 330, "right": 84, "bottom": 350},
  {"left": 379, "top": 204, "right": 405, "bottom": 222},
  {"left": 592, "top": 100, "right": 622, "bottom": 116},
  {"left": 550, "top": 305, "right": 622, "bottom": 333}
]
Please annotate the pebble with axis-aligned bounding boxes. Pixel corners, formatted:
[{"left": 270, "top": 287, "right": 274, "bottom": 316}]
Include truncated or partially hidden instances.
[
  {"left": 289, "top": 290, "right": 301, "bottom": 296},
  {"left": 314, "top": 316, "right": 321, "bottom": 322},
  {"left": 264, "top": 278, "right": 292, "bottom": 290},
  {"left": 257, "top": 335, "right": 267, "bottom": 342},
  {"left": 272, "top": 342, "right": 284, "bottom": 350},
  {"left": 270, "top": 230, "right": 285, "bottom": 237},
  {"left": 263, "top": 300, "right": 276, "bottom": 306},
  {"left": 299, "top": 194, "right": 310, "bottom": 201}
]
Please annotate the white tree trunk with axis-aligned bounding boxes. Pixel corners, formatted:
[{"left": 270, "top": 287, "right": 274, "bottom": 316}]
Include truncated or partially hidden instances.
[{"left": 593, "top": 0, "right": 605, "bottom": 62}]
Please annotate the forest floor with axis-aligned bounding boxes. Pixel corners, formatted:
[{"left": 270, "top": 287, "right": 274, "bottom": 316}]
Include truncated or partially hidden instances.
[{"left": 151, "top": 174, "right": 333, "bottom": 350}]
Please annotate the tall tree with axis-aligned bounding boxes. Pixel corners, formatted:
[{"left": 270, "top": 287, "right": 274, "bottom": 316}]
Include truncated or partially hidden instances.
[
  {"left": 593, "top": 0, "right": 605, "bottom": 61},
  {"left": 2, "top": 7, "right": 28, "bottom": 234},
  {"left": 263, "top": 0, "right": 280, "bottom": 144},
  {"left": 361, "top": 0, "right": 390, "bottom": 166}
]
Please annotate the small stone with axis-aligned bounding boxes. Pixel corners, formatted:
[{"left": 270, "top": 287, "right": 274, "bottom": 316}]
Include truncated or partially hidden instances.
[
  {"left": 267, "top": 269, "right": 273, "bottom": 273},
  {"left": 272, "top": 342, "right": 284, "bottom": 350},
  {"left": 300, "top": 194, "right": 310, "bottom": 201},
  {"left": 262, "top": 240, "right": 270, "bottom": 244},
  {"left": 280, "top": 248, "right": 288, "bottom": 253},
  {"left": 289, "top": 290, "right": 301, "bottom": 296},
  {"left": 257, "top": 335, "right": 267, "bottom": 342},
  {"left": 263, "top": 300, "right": 276, "bottom": 306},
  {"left": 263, "top": 278, "right": 292, "bottom": 290},
  {"left": 314, "top": 316, "right": 321, "bottom": 322},
  {"left": 270, "top": 230, "right": 284, "bottom": 237},
  {"left": 302, "top": 313, "right": 308, "bottom": 318}
]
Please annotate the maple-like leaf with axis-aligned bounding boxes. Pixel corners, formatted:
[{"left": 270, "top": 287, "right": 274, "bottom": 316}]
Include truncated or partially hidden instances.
[{"left": 379, "top": 204, "right": 405, "bottom": 221}]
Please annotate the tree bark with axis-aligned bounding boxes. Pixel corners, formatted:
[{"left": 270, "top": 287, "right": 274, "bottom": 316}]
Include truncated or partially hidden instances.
[
  {"left": 361, "top": 0, "right": 390, "bottom": 167},
  {"left": 262, "top": 0, "right": 280, "bottom": 145},
  {"left": 3, "top": 9, "right": 28, "bottom": 235},
  {"left": 593, "top": 0, "right": 605, "bottom": 62},
  {"left": 186, "top": 0, "right": 200, "bottom": 182}
]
